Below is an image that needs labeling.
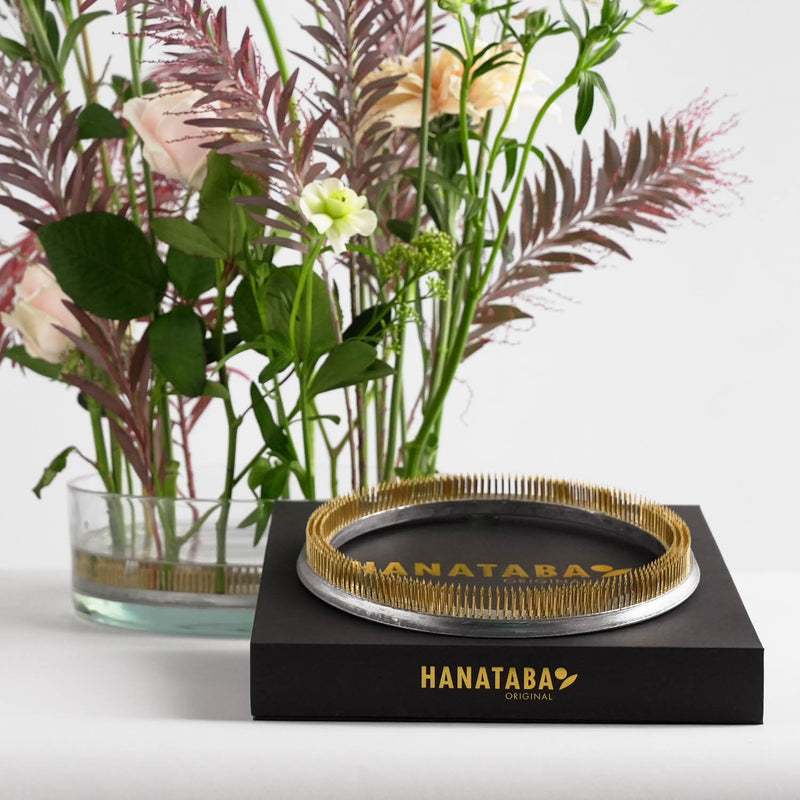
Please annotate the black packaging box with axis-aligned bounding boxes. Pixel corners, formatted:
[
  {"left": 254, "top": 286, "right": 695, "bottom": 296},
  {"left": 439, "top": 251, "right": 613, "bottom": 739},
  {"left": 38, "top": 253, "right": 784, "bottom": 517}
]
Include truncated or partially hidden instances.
[{"left": 250, "top": 502, "right": 763, "bottom": 723}]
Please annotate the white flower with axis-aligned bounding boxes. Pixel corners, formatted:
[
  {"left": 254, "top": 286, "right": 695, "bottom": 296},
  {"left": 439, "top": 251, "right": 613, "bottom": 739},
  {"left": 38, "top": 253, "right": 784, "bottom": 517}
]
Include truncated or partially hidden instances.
[{"left": 299, "top": 178, "right": 378, "bottom": 254}]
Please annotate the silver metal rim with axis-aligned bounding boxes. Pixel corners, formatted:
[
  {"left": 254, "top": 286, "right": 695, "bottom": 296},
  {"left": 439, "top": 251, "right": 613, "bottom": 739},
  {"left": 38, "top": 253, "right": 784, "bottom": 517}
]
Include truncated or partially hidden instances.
[
  {"left": 296, "top": 499, "right": 701, "bottom": 638},
  {"left": 297, "top": 551, "right": 700, "bottom": 637}
]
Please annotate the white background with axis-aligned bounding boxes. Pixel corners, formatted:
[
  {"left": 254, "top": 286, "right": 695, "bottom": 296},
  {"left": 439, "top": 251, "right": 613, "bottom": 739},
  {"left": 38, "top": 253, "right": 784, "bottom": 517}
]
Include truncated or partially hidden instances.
[{"left": 1, "top": 0, "right": 798, "bottom": 576}]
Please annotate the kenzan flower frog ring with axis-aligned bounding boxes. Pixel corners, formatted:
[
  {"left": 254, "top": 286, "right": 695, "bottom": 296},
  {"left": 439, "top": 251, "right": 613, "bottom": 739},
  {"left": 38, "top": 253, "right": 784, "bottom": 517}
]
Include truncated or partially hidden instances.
[{"left": 297, "top": 474, "right": 700, "bottom": 637}]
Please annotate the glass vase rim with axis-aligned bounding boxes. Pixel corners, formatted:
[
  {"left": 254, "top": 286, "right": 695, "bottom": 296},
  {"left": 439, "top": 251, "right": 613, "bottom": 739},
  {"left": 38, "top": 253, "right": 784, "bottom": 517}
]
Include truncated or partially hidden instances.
[{"left": 67, "top": 472, "right": 267, "bottom": 506}]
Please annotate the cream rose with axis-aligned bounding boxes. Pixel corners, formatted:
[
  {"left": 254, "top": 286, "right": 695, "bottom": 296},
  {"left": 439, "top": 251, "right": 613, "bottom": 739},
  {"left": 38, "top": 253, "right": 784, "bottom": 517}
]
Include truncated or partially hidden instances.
[
  {"left": 362, "top": 43, "right": 529, "bottom": 130},
  {"left": 122, "top": 84, "right": 219, "bottom": 190},
  {"left": 0, "top": 264, "right": 81, "bottom": 364}
]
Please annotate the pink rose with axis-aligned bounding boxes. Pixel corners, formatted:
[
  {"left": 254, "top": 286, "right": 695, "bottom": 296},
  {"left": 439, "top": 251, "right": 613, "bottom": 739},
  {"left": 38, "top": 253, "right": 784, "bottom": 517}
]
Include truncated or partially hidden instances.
[
  {"left": 122, "top": 84, "right": 218, "bottom": 190},
  {"left": 0, "top": 264, "right": 81, "bottom": 364}
]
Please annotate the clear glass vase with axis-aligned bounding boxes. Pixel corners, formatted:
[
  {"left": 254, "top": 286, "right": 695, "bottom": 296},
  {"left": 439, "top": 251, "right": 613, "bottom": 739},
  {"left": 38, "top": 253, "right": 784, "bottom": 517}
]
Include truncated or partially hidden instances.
[{"left": 68, "top": 476, "right": 269, "bottom": 636}]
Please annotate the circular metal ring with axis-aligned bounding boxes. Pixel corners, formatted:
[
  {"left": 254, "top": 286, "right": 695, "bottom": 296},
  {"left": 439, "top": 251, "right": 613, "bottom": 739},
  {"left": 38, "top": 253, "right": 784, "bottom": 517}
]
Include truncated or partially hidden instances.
[{"left": 297, "top": 475, "right": 700, "bottom": 638}]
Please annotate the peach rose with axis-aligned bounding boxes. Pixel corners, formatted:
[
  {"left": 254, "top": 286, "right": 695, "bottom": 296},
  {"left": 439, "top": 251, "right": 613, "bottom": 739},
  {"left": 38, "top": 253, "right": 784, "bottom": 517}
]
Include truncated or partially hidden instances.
[
  {"left": 122, "top": 84, "right": 219, "bottom": 190},
  {"left": 363, "top": 44, "right": 527, "bottom": 130},
  {"left": 0, "top": 264, "right": 81, "bottom": 364}
]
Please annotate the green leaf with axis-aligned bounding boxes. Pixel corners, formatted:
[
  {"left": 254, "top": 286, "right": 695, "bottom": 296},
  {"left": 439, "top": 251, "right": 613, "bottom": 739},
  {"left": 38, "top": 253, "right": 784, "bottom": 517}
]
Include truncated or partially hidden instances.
[
  {"left": 343, "top": 303, "right": 393, "bottom": 346},
  {"left": 203, "top": 331, "right": 242, "bottom": 364},
  {"left": 112, "top": 75, "right": 157, "bottom": 103},
  {"left": 196, "top": 153, "right": 261, "bottom": 258},
  {"left": 438, "top": 139, "right": 464, "bottom": 179},
  {"left": 250, "top": 384, "right": 294, "bottom": 462},
  {"left": 3, "top": 345, "right": 62, "bottom": 379},
  {"left": 387, "top": 219, "right": 413, "bottom": 243},
  {"left": 232, "top": 279, "right": 263, "bottom": 342},
  {"left": 575, "top": 72, "right": 595, "bottom": 133},
  {"left": 257, "top": 353, "right": 292, "bottom": 384},
  {"left": 309, "top": 340, "right": 393, "bottom": 397},
  {"left": 592, "top": 38, "right": 621, "bottom": 66},
  {"left": 38, "top": 212, "right": 167, "bottom": 320},
  {"left": 239, "top": 500, "right": 274, "bottom": 546},
  {"left": 148, "top": 307, "right": 208, "bottom": 396},
  {"left": 262, "top": 267, "right": 337, "bottom": 365},
  {"left": 0, "top": 36, "right": 32, "bottom": 62},
  {"left": 201, "top": 381, "right": 230, "bottom": 400},
  {"left": 422, "top": 185, "right": 445, "bottom": 231},
  {"left": 433, "top": 42, "right": 467, "bottom": 64},
  {"left": 33, "top": 446, "right": 76, "bottom": 498},
  {"left": 44, "top": 11, "right": 60, "bottom": 61},
  {"left": 588, "top": 71, "right": 616, "bottom": 126},
  {"left": 58, "top": 11, "right": 109, "bottom": 72},
  {"left": 151, "top": 217, "right": 226, "bottom": 259},
  {"left": 361, "top": 359, "right": 394, "bottom": 382},
  {"left": 560, "top": 0, "right": 584, "bottom": 42},
  {"left": 501, "top": 138, "right": 518, "bottom": 192},
  {"left": 166, "top": 247, "right": 217, "bottom": 300},
  {"left": 247, "top": 458, "right": 289, "bottom": 498},
  {"left": 77, "top": 103, "right": 126, "bottom": 140},
  {"left": 471, "top": 55, "right": 520, "bottom": 82},
  {"left": 402, "top": 167, "right": 468, "bottom": 195}
]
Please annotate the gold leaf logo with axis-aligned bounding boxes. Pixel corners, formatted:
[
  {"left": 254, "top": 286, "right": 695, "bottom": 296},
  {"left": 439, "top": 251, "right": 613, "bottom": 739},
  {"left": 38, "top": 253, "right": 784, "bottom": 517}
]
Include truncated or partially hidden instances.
[{"left": 555, "top": 667, "right": 579, "bottom": 690}]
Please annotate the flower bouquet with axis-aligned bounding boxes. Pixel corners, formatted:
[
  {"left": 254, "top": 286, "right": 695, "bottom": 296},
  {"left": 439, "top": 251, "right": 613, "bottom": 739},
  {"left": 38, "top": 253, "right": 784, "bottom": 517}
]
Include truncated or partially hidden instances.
[{"left": 0, "top": 0, "right": 732, "bottom": 632}]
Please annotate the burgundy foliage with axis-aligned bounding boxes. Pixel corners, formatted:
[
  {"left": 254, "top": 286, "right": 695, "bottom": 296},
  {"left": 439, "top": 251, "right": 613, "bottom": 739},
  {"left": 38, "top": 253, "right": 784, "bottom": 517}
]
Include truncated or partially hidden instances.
[
  {"left": 127, "top": 0, "right": 331, "bottom": 250},
  {"left": 467, "top": 105, "right": 737, "bottom": 358},
  {"left": 0, "top": 59, "right": 103, "bottom": 229}
]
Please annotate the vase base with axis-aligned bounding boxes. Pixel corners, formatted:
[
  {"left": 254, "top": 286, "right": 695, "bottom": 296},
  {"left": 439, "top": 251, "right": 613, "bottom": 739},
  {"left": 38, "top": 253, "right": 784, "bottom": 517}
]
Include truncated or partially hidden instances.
[{"left": 72, "top": 591, "right": 255, "bottom": 637}]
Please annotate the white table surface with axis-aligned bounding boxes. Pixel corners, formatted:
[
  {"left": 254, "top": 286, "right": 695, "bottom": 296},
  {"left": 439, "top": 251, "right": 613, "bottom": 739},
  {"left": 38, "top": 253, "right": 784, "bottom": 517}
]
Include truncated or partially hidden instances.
[{"left": 1, "top": 568, "right": 797, "bottom": 800}]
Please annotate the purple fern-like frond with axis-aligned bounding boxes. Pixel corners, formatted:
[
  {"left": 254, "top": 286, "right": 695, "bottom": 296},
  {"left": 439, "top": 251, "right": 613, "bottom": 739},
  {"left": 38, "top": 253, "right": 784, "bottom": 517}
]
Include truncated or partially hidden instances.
[
  {"left": 0, "top": 58, "right": 103, "bottom": 230},
  {"left": 467, "top": 100, "right": 740, "bottom": 358},
  {"left": 128, "top": 0, "right": 330, "bottom": 247}
]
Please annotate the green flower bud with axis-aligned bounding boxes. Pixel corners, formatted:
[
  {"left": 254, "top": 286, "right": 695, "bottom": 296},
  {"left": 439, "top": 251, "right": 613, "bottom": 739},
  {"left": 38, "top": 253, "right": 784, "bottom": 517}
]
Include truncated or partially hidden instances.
[
  {"left": 641, "top": 0, "right": 678, "bottom": 14},
  {"left": 525, "top": 9, "right": 550, "bottom": 38},
  {"left": 438, "top": 0, "right": 471, "bottom": 13}
]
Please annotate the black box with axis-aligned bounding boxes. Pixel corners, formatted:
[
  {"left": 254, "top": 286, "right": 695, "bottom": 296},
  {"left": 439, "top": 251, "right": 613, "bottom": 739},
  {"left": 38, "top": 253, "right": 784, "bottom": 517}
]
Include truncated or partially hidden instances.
[{"left": 250, "top": 501, "right": 763, "bottom": 723}]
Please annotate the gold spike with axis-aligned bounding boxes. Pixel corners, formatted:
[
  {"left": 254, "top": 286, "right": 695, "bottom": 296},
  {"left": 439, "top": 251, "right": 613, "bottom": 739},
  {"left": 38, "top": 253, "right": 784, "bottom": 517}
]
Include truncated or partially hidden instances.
[{"left": 303, "top": 474, "right": 693, "bottom": 622}]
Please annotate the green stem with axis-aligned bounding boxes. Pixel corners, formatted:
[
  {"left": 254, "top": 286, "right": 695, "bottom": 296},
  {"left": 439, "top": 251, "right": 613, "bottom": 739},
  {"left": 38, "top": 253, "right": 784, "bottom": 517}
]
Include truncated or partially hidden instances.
[
  {"left": 289, "top": 239, "right": 324, "bottom": 497},
  {"left": 126, "top": 7, "right": 156, "bottom": 233},
  {"left": 457, "top": 11, "right": 476, "bottom": 196},
  {"left": 405, "top": 291, "right": 478, "bottom": 476},
  {"left": 87, "top": 395, "right": 128, "bottom": 553},
  {"left": 473, "top": 109, "right": 492, "bottom": 183},
  {"left": 252, "top": 0, "right": 291, "bottom": 84},
  {"left": 406, "top": 75, "right": 569, "bottom": 475},
  {"left": 383, "top": 288, "right": 412, "bottom": 481},
  {"left": 55, "top": 2, "right": 90, "bottom": 96},
  {"left": 20, "top": 0, "right": 61, "bottom": 85},
  {"left": 409, "top": 12, "right": 647, "bottom": 475},
  {"left": 316, "top": 408, "right": 340, "bottom": 498},
  {"left": 214, "top": 262, "right": 241, "bottom": 591},
  {"left": 110, "top": 436, "right": 123, "bottom": 494},
  {"left": 411, "top": 0, "right": 435, "bottom": 237},
  {"left": 374, "top": 378, "right": 387, "bottom": 483},
  {"left": 88, "top": 399, "right": 112, "bottom": 491}
]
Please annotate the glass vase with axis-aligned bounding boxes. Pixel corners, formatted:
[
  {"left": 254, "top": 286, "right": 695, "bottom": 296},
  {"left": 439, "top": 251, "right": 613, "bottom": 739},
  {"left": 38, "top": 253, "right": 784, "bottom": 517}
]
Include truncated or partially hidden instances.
[{"left": 68, "top": 476, "right": 269, "bottom": 636}]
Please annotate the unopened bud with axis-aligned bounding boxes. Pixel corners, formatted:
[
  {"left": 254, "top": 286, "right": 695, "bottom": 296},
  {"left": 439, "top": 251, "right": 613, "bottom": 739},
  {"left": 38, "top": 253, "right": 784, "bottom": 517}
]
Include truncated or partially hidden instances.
[
  {"left": 525, "top": 9, "right": 549, "bottom": 37},
  {"left": 438, "top": 0, "right": 474, "bottom": 13},
  {"left": 641, "top": 0, "right": 678, "bottom": 14}
]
